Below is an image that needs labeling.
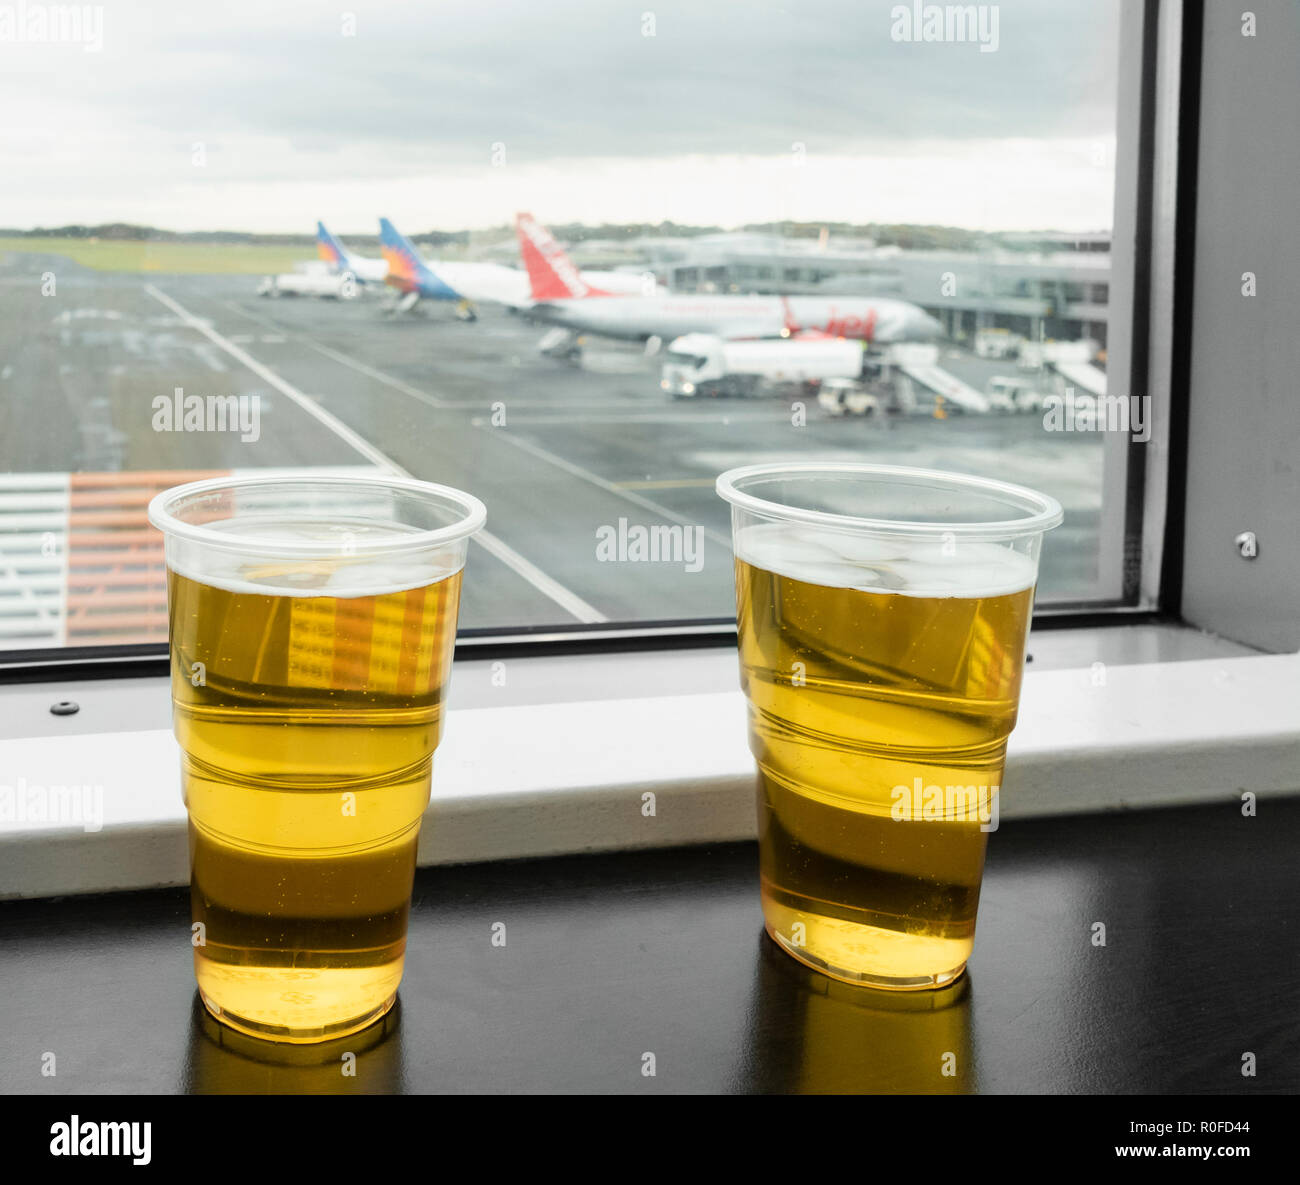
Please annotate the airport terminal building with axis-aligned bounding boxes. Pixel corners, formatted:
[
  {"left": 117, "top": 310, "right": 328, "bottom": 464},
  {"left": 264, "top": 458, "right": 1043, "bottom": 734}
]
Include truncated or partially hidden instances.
[{"left": 636, "top": 230, "right": 1111, "bottom": 352}]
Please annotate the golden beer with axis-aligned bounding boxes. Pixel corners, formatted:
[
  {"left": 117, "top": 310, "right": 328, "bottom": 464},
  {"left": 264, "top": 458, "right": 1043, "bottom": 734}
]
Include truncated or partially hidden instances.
[
  {"left": 737, "top": 539, "right": 1031, "bottom": 986},
  {"left": 151, "top": 476, "right": 483, "bottom": 1042},
  {"left": 719, "top": 463, "right": 1059, "bottom": 991}
]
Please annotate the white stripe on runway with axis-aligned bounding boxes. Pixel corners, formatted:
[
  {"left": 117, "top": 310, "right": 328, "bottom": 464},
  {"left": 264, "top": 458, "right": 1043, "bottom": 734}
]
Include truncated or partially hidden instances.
[
  {"left": 484, "top": 427, "right": 732, "bottom": 549},
  {"left": 148, "top": 284, "right": 399, "bottom": 471},
  {"left": 220, "top": 300, "right": 446, "bottom": 408},
  {"left": 146, "top": 284, "right": 607, "bottom": 625},
  {"left": 308, "top": 340, "right": 447, "bottom": 409},
  {"left": 469, "top": 411, "right": 787, "bottom": 425}
]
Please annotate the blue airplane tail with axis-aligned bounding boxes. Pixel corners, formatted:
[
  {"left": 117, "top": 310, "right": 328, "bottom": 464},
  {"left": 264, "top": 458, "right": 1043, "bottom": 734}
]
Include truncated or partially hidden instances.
[
  {"left": 378, "top": 218, "right": 462, "bottom": 300},
  {"left": 316, "top": 221, "right": 354, "bottom": 272}
]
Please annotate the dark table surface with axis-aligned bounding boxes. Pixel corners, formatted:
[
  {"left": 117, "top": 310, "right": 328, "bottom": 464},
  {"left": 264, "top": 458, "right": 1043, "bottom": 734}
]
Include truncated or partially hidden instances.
[{"left": 2, "top": 798, "right": 1297, "bottom": 1094}]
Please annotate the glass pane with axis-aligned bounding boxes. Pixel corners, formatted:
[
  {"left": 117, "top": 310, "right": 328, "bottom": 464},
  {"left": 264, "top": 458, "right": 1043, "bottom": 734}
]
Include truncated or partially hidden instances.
[{"left": 0, "top": 0, "right": 1124, "bottom": 649}]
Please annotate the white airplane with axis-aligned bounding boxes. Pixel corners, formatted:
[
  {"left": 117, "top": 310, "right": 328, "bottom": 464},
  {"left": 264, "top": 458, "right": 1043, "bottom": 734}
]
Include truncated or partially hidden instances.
[
  {"left": 514, "top": 211, "right": 945, "bottom": 353},
  {"left": 379, "top": 218, "right": 651, "bottom": 316},
  {"left": 255, "top": 223, "right": 385, "bottom": 299}
]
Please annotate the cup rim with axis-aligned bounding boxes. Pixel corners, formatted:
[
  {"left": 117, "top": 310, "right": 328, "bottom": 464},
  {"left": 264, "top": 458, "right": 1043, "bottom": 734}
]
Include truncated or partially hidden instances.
[
  {"left": 715, "top": 461, "right": 1064, "bottom": 538},
  {"left": 147, "top": 472, "right": 487, "bottom": 558}
]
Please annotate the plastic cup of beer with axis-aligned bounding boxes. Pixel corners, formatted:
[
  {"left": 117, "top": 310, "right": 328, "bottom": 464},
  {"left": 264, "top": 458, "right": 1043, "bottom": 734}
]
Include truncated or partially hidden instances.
[
  {"left": 148, "top": 473, "right": 485, "bottom": 1042},
  {"left": 716, "top": 462, "right": 1062, "bottom": 990}
]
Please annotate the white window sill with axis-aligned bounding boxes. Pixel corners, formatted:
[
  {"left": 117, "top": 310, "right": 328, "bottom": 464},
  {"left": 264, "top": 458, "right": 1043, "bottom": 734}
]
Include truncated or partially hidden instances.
[{"left": 1, "top": 627, "right": 1296, "bottom": 899}]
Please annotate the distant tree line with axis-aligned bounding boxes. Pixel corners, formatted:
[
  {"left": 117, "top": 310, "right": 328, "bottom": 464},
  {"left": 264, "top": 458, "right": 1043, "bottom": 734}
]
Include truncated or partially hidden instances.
[{"left": 0, "top": 221, "right": 1070, "bottom": 253}]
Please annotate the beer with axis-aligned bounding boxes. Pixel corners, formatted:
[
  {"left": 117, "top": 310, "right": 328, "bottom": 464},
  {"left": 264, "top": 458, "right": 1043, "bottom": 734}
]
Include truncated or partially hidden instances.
[
  {"left": 151, "top": 475, "right": 483, "bottom": 1044},
  {"left": 734, "top": 519, "right": 1036, "bottom": 989},
  {"left": 168, "top": 539, "right": 461, "bottom": 1042}
]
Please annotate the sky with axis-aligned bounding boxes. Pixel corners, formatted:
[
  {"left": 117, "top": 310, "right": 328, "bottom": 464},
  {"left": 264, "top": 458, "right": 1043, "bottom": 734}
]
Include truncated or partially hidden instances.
[{"left": 0, "top": 0, "right": 1122, "bottom": 235}]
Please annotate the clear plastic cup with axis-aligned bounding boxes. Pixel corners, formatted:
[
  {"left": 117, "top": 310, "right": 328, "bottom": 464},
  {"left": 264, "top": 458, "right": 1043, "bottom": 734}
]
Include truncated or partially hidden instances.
[
  {"left": 716, "top": 462, "right": 1062, "bottom": 989},
  {"left": 148, "top": 473, "right": 484, "bottom": 1042}
]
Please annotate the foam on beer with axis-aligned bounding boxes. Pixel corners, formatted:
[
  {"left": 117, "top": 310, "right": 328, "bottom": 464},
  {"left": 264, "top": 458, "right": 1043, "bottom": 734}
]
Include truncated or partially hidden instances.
[
  {"left": 169, "top": 518, "right": 464, "bottom": 598},
  {"left": 735, "top": 521, "right": 1036, "bottom": 597}
]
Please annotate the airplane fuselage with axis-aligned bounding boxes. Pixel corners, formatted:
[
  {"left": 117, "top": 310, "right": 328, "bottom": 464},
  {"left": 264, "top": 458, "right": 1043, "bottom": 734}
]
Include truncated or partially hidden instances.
[
  {"left": 525, "top": 295, "right": 942, "bottom": 344},
  {"left": 386, "top": 262, "right": 649, "bottom": 307},
  {"left": 384, "top": 260, "right": 527, "bottom": 304},
  {"left": 343, "top": 257, "right": 390, "bottom": 285}
]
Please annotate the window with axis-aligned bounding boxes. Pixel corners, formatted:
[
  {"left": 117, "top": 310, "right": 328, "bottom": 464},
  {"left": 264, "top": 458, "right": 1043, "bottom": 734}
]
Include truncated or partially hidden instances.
[{"left": 0, "top": 0, "right": 1131, "bottom": 658}]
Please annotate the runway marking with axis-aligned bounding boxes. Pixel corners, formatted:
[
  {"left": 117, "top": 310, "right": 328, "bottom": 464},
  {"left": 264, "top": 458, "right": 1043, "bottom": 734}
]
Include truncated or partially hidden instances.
[
  {"left": 149, "top": 285, "right": 402, "bottom": 469},
  {"left": 215, "top": 295, "right": 733, "bottom": 548},
  {"left": 436, "top": 400, "right": 646, "bottom": 412},
  {"left": 465, "top": 532, "right": 609, "bottom": 624},
  {"left": 220, "top": 300, "right": 446, "bottom": 408},
  {"left": 483, "top": 429, "right": 732, "bottom": 549},
  {"left": 469, "top": 412, "right": 785, "bottom": 425},
  {"left": 146, "top": 284, "right": 606, "bottom": 624},
  {"left": 305, "top": 339, "right": 447, "bottom": 409},
  {"left": 224, "top": 300, "right": 768, "bottom": 430},
  {"left": 614, "top": 478, "right": 719, "bottom": 490}
]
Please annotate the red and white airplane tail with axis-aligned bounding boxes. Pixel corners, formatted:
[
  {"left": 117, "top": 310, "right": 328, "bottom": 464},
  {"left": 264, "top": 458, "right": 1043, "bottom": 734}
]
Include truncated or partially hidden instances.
[{"left": 514, "top": 212, "right": 612, "bottom": 302}]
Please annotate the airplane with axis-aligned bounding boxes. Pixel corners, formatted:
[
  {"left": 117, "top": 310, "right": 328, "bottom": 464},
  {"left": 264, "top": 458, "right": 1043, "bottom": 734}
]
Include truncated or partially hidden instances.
[
  {"left": 377, "top": 217, "right": 654, "bottom": 317},
  {"left": 513, "top": 211, "right": 945, "bottom": 356},
  {"left": 508, "top": 214, "right": 655, "bottom": 299},
  {"left": 379, "top": 217, "right": 505, "bottom": 317},
  {"left": 316, "top": 222, "right": 389, "bottom": 285}
]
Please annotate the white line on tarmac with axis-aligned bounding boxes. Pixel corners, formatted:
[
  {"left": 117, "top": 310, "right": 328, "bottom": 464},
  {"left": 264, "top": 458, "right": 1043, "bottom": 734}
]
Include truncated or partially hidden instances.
[
  {"left": 216, "top": 295, "right": 730, "bottom": 550},
  {"left": 469, "top": 411, "right": 785, "bottom": 426},
  {"left": 220, "top": 300, "right": 446, "bottom": 408},
  {"left": 304, "top": 339, "right": 448, "bottom": 409},
  {"left": 223, "top": 301, "right": 765, "bottom": 428},
  {"left": 146, "top": 284, "right": 607, "bottom": 624},
  {"left": 483, "top": 428, "right": 732, "bottom": 549},
  {"left": 436, "top": 400, "right": 652, "bottom": 412}
]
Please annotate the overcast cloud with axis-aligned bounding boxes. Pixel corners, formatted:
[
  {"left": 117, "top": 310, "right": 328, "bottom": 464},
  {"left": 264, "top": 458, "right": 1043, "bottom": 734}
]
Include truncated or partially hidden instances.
[{"left": 0, "top": 0, "right": 1122, "bottom": 232}]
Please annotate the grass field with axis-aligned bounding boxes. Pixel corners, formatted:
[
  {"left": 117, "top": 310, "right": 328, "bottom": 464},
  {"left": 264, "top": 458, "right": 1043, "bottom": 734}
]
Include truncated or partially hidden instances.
[{"left": 0, "top": 237, "right": 317, "bottom": 275}]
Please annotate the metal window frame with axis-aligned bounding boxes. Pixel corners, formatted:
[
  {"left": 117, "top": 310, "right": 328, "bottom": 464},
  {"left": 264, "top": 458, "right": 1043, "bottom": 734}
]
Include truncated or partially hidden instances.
[
  {"left": 1172, "top": 0, "right": 1300, "bottom": 653},
  {"left": 1079, "top": 0, "right": 1178, "bottom": 612}
]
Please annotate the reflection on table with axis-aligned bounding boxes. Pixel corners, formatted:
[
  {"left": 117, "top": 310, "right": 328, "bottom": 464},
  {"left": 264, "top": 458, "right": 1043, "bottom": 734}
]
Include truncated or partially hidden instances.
[
  {"left": 182, "top": 992, "right": 406, "bottom": 1094},
  {"left": 737, "top": 934, "right": 975, "bottom": 1093}
]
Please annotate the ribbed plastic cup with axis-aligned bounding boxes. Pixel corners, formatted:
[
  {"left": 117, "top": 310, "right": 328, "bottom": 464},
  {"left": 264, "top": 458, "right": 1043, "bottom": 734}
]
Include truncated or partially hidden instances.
[
  {"left": 717, "top": 462, "right": 1061, "bottom": 989},
  {"left": 149, "top": 473, "right": 484, "bottom": 1041}
]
